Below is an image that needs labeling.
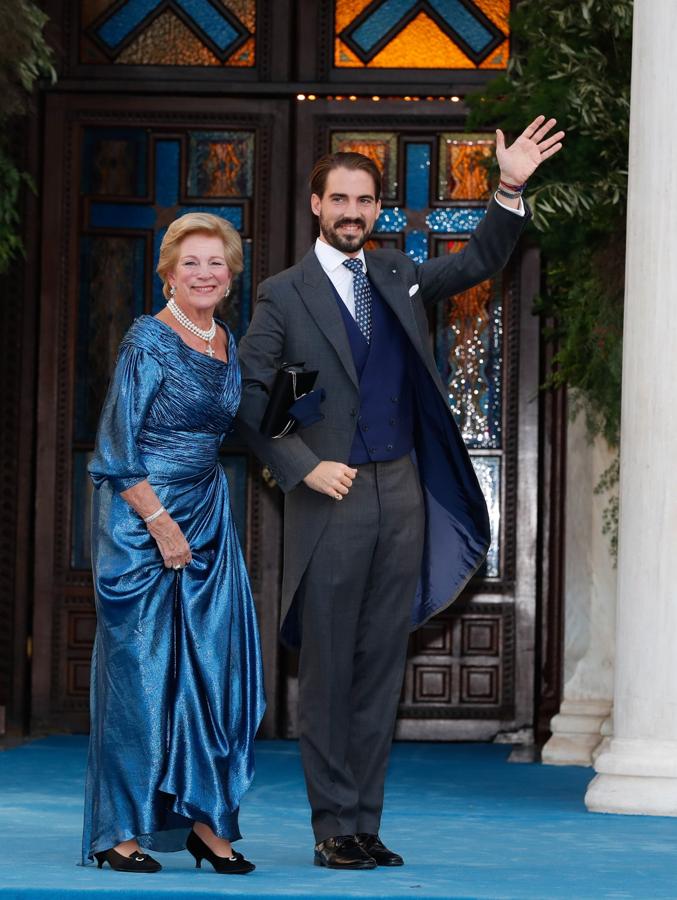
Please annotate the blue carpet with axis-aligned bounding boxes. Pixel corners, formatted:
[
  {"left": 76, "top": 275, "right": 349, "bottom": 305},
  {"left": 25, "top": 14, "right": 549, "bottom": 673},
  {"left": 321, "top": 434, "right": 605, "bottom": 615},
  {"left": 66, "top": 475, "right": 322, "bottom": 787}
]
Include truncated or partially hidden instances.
[{"left": 1, "top": 737, "right": 677, "bottom": 899}]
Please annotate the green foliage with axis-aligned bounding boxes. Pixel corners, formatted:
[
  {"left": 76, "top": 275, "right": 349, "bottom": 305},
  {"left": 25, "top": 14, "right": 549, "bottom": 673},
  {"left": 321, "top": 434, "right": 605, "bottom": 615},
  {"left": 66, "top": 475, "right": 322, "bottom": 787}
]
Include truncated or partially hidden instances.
[
  {"left": 0, "top": 0, "right": 55, "bottom": 274},
  {"left": 468, "top": 0, "right": 632, "bottom": 449}
]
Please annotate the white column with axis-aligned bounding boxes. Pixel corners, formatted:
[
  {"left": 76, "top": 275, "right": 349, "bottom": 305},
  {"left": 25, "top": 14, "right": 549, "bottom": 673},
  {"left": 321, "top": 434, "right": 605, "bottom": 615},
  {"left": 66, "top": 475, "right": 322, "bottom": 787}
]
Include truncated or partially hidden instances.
[
  {"left": 542, "top": 413, "right": 616, "bottom": 767},
  {"left": 585, "top": 0, "right": 677, "bottom": 815}
]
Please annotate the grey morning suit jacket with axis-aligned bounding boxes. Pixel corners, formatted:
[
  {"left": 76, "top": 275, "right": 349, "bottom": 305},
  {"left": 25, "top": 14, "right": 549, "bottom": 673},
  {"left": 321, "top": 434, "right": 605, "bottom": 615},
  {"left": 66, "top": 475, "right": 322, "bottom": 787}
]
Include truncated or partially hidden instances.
[{"left": 235, "top": 197, "right": 530, "bottom": 644}]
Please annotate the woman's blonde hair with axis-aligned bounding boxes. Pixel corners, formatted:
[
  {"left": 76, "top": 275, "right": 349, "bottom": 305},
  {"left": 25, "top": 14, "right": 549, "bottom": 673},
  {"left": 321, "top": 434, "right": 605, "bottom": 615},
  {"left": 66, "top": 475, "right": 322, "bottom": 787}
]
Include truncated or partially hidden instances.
[{"left": 156, "top": 212, "right": 244, "bottom": 300}]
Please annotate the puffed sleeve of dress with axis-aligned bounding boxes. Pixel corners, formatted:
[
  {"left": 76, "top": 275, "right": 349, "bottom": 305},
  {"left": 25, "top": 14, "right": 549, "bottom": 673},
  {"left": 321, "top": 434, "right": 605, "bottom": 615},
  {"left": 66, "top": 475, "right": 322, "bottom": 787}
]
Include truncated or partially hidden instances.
[{"left": 88, "top": 343, "right": 164, "bottom": 493}]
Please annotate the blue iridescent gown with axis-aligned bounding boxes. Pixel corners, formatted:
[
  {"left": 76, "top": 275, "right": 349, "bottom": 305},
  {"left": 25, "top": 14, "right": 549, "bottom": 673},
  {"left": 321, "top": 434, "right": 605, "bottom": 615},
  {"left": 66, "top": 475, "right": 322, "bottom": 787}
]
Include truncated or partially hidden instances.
[{"left": 81, "top": 315, "right": 265, "bottom": 865}]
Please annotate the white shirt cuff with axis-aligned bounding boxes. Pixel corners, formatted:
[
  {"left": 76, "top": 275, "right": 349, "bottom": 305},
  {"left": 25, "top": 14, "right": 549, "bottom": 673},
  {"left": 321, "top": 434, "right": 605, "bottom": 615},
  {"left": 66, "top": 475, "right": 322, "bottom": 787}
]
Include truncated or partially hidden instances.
[{"left": 494, "top": 192, "right": 525, "bottom": 216}]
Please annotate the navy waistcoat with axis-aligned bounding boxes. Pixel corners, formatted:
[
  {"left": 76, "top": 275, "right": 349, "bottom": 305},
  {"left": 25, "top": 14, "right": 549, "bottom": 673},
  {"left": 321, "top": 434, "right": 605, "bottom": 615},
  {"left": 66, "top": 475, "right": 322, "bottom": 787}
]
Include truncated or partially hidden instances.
[{"left": 330, "top": 278, "right": 414, "bottom": 466}]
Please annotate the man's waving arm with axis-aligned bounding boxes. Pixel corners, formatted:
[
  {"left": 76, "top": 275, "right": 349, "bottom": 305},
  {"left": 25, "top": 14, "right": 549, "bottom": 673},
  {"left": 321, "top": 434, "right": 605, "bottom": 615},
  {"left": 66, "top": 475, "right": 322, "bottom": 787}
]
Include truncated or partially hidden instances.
[{"left": 417, "top": 115, "right": 565, "bottom": 306}]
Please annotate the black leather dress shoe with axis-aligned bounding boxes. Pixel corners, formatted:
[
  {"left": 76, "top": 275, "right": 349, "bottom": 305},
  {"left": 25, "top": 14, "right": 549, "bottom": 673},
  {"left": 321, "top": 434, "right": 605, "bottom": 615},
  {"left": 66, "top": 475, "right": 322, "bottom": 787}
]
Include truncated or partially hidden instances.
[
  {"left": 314, "top": 835, "right": 377, "bottom": 870},
  {"left": 355, "top": 833, "right": 404, "bottom": 866}
]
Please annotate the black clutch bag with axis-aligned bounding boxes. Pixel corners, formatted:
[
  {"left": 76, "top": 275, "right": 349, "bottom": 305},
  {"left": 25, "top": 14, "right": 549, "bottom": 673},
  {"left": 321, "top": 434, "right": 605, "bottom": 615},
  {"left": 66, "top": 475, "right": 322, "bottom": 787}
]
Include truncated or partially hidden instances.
[{"left": 259, "top": 362, "right": 319, "bottom": 439}]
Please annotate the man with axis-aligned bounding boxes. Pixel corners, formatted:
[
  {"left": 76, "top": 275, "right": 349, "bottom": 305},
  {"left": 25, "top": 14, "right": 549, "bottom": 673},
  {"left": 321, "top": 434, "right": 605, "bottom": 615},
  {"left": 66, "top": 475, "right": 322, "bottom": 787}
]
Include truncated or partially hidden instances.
[{"left": 236, "top": 116, "right": 564, "bottom": 870}]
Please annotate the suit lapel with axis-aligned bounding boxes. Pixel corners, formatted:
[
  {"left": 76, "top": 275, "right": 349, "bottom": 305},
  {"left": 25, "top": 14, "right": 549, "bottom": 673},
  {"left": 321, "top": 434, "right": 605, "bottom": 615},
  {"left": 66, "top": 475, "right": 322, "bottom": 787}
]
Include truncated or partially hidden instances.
[
  {"left": 296, "top": 248, "right": 359, "bottom": 390},
  {"left": 365, "top": 252, "right": 424, "bottom": 355}
]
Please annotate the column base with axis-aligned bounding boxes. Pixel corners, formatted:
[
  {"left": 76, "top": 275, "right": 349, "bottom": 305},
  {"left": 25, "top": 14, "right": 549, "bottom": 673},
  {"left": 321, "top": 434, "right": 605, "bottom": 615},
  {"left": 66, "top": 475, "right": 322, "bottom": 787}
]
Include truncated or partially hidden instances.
[
  {"left": 542, "top": 699, "right": 611, "bottom": 767},
  {"left": 591, "top": 713, "right": 614, "bottom": 763},
  {"left": 585, "top": 738, "right": 677, "bottom": 816}
]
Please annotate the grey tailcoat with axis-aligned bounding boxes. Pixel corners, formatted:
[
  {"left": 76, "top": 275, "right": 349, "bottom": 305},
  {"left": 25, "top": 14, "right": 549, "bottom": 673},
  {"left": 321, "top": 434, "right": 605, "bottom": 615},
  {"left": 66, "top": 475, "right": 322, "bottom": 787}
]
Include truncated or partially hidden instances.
[{"left": 235, "top": 198, "right": 530, "bottom": 646}]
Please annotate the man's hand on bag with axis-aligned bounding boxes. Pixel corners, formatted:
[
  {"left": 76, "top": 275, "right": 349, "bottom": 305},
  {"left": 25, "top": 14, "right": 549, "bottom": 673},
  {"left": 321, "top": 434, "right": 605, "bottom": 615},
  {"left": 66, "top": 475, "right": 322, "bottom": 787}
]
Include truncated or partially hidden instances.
[{"left": 304, "top": 461, "right": 357, "bottom": 500}]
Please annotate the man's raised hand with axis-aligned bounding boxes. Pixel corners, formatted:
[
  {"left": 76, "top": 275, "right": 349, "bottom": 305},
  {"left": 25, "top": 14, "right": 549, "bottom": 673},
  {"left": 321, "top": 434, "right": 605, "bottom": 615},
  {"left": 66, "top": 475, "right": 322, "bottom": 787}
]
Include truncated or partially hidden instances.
[{"left": 496, "top": 115, "right": 565, "bottom": 186}]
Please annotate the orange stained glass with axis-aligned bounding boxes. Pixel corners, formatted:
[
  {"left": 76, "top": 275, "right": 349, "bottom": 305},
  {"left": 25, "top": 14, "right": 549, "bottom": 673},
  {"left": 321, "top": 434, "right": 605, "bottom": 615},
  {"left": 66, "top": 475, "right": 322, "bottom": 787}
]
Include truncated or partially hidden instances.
[
  {"left": 334, "top": 0, "right": 509, "bottom": 69},
  {"left": 448, "top": 280, "right": 494, "bottom": 367},
  {"left": 331, "top": 131, "right": 398, "bottom": 199},
  {"left": 438, "top": 134, "right": 494, "bottom": 201},
  {"left": 227, "top": 35, "right": 255, "bottom": 66},
  {"left": 202, "top": 143, "right": 244, "bottom": 196}
]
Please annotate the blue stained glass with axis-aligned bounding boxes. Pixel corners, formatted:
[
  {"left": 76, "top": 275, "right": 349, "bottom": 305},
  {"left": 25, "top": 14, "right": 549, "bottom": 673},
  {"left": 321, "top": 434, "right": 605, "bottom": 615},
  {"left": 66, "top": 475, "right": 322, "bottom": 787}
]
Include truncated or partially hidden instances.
[
  {"left": 375, "top": 207, "right": 407, "bottom": 232},
  {"left": 351, "top": 0, "right": 416, "bottom": 53},
  {"left": 90, "top": 203, "right": 157, "bottom": 229},
  {"left": 406, "top": 144, "right": 430, "bottom": 211},
  {"left": 152, "top": 227, "right": 168, "bottom": 314},
  {"left": 177, "top": 206, "right": 243, "bottom": 228},
  {"left": 155, "top": 141, "right": 180, "bottom": 207},
  {"left": 405, "top": 230, "right": 428, "bottom": 263},
  {"left": 471, "top": 455, "right": 500, "bottom": 577},
  {"left": 97, "top": 0, "right": 161, "bottom": 49},
  {"left": 429, "top": 0, "right": 496, "bottom": 52},
  {"left": 426, "top": 208, "right": 486, "bottom": 233},
  {"left": 176, "top": 0, "right": 239, "bottom": 51}
]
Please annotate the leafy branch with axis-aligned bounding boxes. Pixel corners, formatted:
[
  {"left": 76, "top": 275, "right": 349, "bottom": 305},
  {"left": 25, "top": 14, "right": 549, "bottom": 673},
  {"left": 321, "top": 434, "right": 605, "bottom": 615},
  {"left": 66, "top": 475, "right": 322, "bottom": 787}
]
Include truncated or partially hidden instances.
[
  {"left": 468, "top": 0, "right": 632, "bottom": 557},
  {"left": 0, "top": 0, "right": 55, "bottom": 274}
]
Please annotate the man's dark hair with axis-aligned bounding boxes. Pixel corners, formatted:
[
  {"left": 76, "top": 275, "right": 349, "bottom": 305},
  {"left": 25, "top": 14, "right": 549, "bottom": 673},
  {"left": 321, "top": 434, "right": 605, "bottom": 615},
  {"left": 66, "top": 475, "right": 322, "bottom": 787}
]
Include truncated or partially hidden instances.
[{"left": 310, "top": 152, "right": 382, "bottom": 202}]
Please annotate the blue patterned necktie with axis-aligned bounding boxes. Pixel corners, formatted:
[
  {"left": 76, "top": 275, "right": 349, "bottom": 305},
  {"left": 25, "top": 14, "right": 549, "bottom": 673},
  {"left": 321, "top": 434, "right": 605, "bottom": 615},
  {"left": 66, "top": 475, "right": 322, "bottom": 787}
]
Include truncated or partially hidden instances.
[{"left": 342, "top": 257, "right": 373, "bottom": 343}]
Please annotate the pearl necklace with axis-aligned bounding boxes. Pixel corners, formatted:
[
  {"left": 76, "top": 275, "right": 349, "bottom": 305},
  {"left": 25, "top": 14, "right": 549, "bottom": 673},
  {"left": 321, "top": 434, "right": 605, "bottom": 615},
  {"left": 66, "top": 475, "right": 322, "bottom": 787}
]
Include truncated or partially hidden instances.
[{"left": 167, "top": 298, "right": 217, "bottom": 357}]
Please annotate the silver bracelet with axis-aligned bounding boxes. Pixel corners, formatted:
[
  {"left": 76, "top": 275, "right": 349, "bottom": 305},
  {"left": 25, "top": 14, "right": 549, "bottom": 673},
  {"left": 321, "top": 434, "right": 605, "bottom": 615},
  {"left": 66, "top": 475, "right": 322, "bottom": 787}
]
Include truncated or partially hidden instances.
[{"left": 143, "top": 505, "right": 166, "bottom": 524}]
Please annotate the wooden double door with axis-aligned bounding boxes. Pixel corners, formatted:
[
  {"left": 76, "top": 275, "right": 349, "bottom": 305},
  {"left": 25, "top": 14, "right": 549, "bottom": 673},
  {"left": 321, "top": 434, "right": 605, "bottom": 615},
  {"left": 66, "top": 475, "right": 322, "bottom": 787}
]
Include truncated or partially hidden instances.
[{"left": 32, "top": 92, "right": 541, "bottom": 741}]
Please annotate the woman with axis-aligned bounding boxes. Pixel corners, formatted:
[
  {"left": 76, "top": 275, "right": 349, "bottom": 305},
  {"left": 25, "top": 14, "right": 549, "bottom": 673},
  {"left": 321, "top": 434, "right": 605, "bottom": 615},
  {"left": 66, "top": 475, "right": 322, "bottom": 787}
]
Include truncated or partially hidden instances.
[{"left": 81, "top": 212, "right": 265, "bottom": 874}]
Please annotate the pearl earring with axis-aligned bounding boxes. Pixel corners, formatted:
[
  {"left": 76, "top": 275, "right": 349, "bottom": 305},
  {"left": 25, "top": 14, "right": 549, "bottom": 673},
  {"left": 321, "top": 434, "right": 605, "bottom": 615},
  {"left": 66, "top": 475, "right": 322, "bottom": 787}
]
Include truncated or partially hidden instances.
[
  {"left": 169, "top": 284, "right": 176, "bottom": 300},
  {"left": 224, "top": 285, "right": 231, "bottom": 298}
]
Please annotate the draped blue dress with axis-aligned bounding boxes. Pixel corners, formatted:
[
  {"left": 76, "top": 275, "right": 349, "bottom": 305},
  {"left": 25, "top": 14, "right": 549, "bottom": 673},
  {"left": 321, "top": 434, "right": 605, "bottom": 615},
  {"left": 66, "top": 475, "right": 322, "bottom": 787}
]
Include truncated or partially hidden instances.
[{"left": 81, "top": 315, "right": 265, "bottom": 865}]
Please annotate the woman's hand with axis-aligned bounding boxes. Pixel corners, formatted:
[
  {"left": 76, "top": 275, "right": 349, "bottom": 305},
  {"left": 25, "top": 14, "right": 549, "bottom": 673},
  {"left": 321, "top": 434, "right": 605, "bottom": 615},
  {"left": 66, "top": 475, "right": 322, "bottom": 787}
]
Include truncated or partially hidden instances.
[
  {"left": 120, "top": 479, "right": 192, "bottom": 569},
  {"left": 146, "top": 512, "right": 192, "bottom": 569}
]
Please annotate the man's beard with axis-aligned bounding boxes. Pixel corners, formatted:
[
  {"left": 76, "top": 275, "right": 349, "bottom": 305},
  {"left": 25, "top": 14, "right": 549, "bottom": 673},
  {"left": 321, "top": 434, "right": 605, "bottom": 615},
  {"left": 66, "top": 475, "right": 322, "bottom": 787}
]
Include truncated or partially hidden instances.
[{"left": 319, "top": 213, "right": 373, "bottom": 253}]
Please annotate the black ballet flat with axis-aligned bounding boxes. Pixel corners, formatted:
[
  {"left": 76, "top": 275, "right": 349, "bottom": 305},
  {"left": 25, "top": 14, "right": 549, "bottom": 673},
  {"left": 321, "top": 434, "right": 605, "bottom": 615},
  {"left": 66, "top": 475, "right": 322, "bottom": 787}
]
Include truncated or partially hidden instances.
[
  {"left": 186, "top": 829, "right": 255, "bottom": 874},
  {"left": 94, "top": 847, "right": 162, "bottom": 872}
]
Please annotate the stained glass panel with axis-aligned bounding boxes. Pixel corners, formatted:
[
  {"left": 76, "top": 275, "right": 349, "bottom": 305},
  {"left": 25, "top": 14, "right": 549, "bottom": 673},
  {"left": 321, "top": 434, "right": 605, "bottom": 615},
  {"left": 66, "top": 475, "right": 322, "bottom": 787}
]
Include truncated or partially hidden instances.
[
  {"left": 438, "top": 134, "right": 494, "bottom": 201},
  {"left": 216, "top": 238, "right": 252, "bottom": 341},
  {"left": 188, "top": 132, "right": 255, "bottom": 198},
  {"left": 76, "top": 236, "right": 146, "bottom": 442},
  {"left": 435, "top": 241, "right": 502, "bottom": 449},
  {"left": 82, "top": 0, "right": 256, "bottom": 67},
  {"left": 330, "top": 132, "right": 398, "bottom": 200},
  {"left": 334, "top": 0, "right": 509, "bottom": 69},
  {"left": 470, "top": 455, "right": 500, "bottom": 578},
  {"left": 81, "top": 128, "right": 148, "bottom": 198}
]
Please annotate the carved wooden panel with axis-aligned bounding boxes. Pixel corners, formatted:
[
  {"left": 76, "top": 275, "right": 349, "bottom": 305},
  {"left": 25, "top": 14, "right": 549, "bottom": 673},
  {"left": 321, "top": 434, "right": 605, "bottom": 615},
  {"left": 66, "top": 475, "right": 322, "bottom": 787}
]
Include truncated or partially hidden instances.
[{"left": 400, "top": 602, "right": 515, "bottom": 719}]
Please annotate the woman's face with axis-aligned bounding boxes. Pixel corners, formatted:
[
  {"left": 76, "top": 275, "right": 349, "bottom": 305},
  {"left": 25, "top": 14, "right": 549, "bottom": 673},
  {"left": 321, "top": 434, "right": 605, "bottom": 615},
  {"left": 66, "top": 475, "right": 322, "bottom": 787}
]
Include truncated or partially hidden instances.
[{"left": 167, "top": 232, "right": 231, "bottom": 313}]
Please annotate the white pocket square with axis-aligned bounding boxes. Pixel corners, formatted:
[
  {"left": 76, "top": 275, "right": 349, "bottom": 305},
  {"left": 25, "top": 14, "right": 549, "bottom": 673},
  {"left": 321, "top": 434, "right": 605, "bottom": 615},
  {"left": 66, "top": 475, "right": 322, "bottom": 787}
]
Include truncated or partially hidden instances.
[{"left": 408, "top": 283, "right": 420, "bottom": 297}]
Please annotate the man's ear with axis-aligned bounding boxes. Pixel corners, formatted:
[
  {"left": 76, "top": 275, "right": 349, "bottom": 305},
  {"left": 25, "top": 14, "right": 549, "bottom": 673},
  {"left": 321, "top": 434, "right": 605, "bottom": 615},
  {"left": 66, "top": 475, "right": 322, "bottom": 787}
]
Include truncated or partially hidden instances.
[{"left": 310, "top": 193, "right": 322, "bottom": 217}]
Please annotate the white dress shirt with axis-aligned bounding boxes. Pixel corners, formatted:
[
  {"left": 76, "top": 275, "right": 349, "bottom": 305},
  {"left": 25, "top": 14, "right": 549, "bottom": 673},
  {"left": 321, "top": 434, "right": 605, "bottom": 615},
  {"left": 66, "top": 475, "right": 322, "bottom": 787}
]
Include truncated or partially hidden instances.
[
  {"left": 314, "top": 238, "right": 367, "bottom": 319},
  {"left": 313, "top": 193, "right": 524, "bottom": 321}
]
